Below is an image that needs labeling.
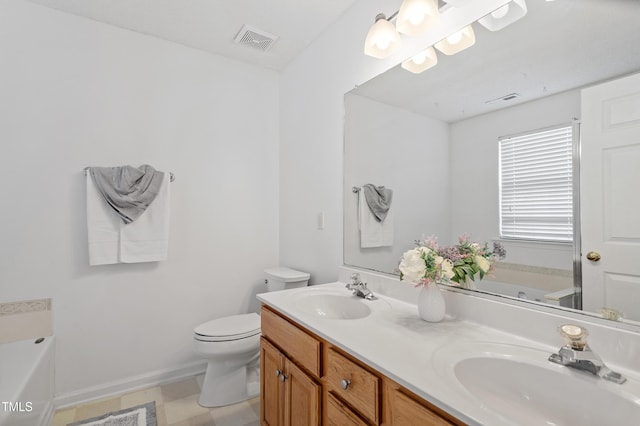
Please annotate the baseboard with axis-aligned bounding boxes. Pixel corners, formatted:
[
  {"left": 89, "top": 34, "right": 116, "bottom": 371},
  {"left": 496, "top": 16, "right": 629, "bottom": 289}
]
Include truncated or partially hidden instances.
[
  {"left": 54, "top": 360, "right": 207, "bottom": 410},
  {"left": 38, "top": 400, "right": 55, "bottom": 426}
]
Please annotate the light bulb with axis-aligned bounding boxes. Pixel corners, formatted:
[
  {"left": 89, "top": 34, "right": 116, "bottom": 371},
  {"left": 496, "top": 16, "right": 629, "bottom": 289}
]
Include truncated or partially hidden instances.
[
  {"left": 435, "top": 25, "right": 474, "bottom": 55},
  {"left": 396, "top": 0, "right": 440, "bottom": 36},
  {"left": 364, "top": 14, "right": 402, "bottom": 58},
  {"left": 376, "top": 37, "right": 391, "bottom": 50},
  {"left": 412, "top": 52, "right": 427, "bottom": 65},
  {"left": 401, "top": 46, "right": 437, "bottom": 74},
  {"left": 447, "top": 31, "right": 463, "bottom": 45},
  {"left": 491, "top": 4, "right": 510, "bottom": 19},
  {"left": 409, "top": 11, "right": 425, "bottom": 26}
]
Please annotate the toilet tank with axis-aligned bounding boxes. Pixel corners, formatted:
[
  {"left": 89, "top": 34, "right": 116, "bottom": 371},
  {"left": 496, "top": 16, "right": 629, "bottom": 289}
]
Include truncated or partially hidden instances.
[{"left": 264, "top": 267, "right": 310, "bottom": 292}]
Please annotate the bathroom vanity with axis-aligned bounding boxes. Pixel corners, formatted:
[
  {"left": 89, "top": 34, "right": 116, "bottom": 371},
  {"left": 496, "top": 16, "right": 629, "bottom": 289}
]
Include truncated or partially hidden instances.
[
  {"left": 257, "top": 271, "right": 640, "bottom": 425},
  {"left": 260, "top": 305, "right": 460, "bottom": 425}
]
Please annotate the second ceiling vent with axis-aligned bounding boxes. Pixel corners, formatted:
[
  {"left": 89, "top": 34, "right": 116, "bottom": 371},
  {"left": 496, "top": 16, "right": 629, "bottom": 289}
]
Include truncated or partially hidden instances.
[{"left": 234, "top": 25, "right": 279, "bottom": 52}]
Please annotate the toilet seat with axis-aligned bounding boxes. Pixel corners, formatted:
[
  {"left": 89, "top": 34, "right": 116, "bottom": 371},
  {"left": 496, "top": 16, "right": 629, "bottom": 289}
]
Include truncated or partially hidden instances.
[{"left": 194, "top": 313, "right": 261, "bottom": 342}]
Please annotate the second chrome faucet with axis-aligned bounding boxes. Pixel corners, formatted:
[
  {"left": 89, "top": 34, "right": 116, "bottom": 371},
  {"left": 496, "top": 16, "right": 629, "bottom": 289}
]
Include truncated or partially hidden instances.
[
  {"left": 548, "top": 324, "right": 626, "bottom": 384},
  {"left": 345, "top": 273, "right": 377, "bottom": 300}
]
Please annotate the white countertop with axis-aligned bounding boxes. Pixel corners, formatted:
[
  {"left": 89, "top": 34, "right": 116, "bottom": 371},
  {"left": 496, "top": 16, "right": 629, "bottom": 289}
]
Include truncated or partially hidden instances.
[{"left": 257, "top": 281, "right": 572, "bottom": 425}]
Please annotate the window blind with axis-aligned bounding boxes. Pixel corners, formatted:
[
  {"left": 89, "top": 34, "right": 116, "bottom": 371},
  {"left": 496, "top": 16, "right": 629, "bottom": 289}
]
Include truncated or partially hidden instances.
[{"left": 499, "top": 125, "right": 573, "bottom": 242}]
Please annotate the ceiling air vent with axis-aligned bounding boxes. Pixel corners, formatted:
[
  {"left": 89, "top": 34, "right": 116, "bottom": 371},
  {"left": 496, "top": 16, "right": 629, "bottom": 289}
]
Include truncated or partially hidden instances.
[
  {"left": 485, "top": 93, "right": 521, "bottom": 104},
  {"left": 234, "top": 25, "right": 279, "bottom": 52}
]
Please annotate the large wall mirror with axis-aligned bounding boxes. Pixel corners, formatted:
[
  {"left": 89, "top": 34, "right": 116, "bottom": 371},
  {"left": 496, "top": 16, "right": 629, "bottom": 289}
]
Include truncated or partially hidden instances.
[{"left": 344, "top": 0, "right": 640, "bottom": 325}]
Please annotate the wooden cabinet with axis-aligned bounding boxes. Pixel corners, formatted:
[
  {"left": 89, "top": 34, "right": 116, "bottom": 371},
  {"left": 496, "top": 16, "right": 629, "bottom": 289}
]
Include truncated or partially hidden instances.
[
  {"left": 260, "top": 337, "right": 321, "bottom": 426},
  {"left": 261, "top": 306, "right": 321, "bottom": 377},
  {"left": 260, "top": 306, "right": 463, "bottom": 426},
  {"left": 386, "top": 384, "right": 459, "bottom": 426},
  {"left": 326, "top": 393, "right": 369, "bottom": 426}
]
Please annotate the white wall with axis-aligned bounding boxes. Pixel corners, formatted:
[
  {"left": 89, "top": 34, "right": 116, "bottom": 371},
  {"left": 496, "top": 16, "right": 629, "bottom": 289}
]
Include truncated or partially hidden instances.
[
  {"left": 449, "top": 89, "right": 580, "bottom": 271},
  {"left": 0, "top": 0, "right": 279, "bottom": 399},
  {"left": 343, "top": 94, "right": 450, "bottom": 273}
]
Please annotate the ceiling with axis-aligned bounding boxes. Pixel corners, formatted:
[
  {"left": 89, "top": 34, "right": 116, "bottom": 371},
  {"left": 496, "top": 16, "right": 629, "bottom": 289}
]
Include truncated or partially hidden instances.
[
  {"left": 26, "top": 0, "right": 360, "bottom": 70},
  {"left": 25, "top": 0, "right": 640, "bottom": 121},
  {"left": 353, "top": 0, "right": 640, "bottom": 123}
]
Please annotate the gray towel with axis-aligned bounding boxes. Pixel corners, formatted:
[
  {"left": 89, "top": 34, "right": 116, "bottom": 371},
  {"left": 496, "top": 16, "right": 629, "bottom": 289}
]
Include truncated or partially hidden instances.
[
  {"left": 89, "top": 165, "right": 164, "bottom": 224},
  {"left": 362, "top": 184, "right": 393, "bottom": 222}
]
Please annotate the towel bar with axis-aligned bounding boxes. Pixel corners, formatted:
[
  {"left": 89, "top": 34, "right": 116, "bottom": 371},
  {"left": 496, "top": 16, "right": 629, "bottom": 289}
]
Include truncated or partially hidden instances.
[
  {"left": 84, "top": 167, "right": 175, "bottom": 182},
  {"left": 352, "top": 185, "right": 385, "bottom": 193}
]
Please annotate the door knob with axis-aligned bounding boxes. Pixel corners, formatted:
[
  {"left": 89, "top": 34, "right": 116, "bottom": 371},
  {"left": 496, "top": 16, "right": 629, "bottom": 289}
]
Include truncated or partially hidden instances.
[
  {"left": 340, "top": 379, "right": 351, "bottom": 390},
  {"left": 275, "top": 369, "right": 282, "bottom": 377},
  {"left": 586, "top": 251, "right": 601, "bottom": 262}
]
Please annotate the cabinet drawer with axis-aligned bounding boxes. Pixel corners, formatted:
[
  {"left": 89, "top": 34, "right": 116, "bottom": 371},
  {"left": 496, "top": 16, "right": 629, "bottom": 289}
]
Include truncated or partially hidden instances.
[
  {"left": 325, "top": 348, "right": 379, "bottom": 424},
  {"left": 390, "top": 389, "right": 457, "bottom": 426},
  {"left": 326, "top": 393, "right": 369, "bottom": 426},
  {"left": 261, "top": 306, "right": 321, "bottom": 377}
]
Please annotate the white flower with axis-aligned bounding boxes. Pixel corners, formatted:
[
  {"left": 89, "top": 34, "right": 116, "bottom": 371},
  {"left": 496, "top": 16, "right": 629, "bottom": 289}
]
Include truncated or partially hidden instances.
[
  {"left": 475, "top": 255, "right": 490, "bottom": 273},
  {"left": 417, "top": 246, "right": 431, "bottom": 256},
  {"left": 434, "top": 256, "right": 444, "bottom": 265},
  {"left": 441, "top": 259, "right": 455, "bottom": 279},
  {"left": 399, "top": 249, "right": 426, "bottom": 282}
]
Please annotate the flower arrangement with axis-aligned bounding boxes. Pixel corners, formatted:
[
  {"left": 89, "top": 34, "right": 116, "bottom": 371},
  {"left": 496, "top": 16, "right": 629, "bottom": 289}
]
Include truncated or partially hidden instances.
[
  {"left": 398, "top": 243, "right": 454, "bottom": 286},
  {"left": 399, "top": 235, "right": 506, "bottom": 288}
]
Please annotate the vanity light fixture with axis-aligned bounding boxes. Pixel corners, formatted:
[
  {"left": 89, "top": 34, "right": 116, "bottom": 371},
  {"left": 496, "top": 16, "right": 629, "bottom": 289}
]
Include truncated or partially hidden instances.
[
  {"left": 478, "top": 0, "right": 528, "bottom": 32},
  {"left": 396, "top": 0, "right": 440, "bottom": 36},
  {"left": 364, "top": 13, "right": 402, "bottom": 58},
  {"left": 434, "top": 25, "right": 475, "bottom": 55},
  {"left": 401, "top": 46, "right": 438, "bottom": 73}
]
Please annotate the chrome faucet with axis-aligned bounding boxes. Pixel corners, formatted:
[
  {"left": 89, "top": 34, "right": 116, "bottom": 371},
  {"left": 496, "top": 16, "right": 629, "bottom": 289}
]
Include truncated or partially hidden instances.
[
  {"left": 548, "top": 324, "right": 626, "bottom": 384},
  {"left": 345, "top": 273, "right": 377, "bottom": 300}
]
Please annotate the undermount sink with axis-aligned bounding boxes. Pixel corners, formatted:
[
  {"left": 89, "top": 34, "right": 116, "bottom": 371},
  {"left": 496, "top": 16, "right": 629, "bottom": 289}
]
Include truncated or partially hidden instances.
[
  {"left": 434, "top": 342, "right": 640, "bottom": 426},
  {"left": 294, "top": 293, "right": 371, "bottom": 319}
]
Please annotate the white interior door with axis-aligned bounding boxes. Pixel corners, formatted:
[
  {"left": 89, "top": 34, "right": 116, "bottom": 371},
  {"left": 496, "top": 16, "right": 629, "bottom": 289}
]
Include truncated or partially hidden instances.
[{"left": 581, "top": 72, "right": 640, "bottom": 321}]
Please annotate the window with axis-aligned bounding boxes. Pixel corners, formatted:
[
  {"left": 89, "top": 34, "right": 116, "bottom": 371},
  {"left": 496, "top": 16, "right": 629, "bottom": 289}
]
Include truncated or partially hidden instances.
[{"left": 499, "top": 124, "right": 574, "bottom": 242}]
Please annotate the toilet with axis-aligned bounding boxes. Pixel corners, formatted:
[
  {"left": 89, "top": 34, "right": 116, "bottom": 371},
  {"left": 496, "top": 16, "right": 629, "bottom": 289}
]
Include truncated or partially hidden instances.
[{"left": 193, "top": 267, "right": 310, "bottom": 407}]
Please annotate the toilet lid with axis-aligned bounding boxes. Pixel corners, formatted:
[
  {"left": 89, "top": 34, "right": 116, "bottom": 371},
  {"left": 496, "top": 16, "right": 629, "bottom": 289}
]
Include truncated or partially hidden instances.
[
  {"left": 194, "top": 313, "right": 261, "bottom": 341},
  {"left": 264, "top": 267, "right": 310, "bottom": 283}
]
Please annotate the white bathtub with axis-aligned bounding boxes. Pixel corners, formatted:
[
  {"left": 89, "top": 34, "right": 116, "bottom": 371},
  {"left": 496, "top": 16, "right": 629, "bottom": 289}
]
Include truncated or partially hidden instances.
[
  {"left": 475, "top": 280, "right": 549, "bottom": 303},
  {"left": 0, "top": 336, "right": 55, "bottom": 426}
]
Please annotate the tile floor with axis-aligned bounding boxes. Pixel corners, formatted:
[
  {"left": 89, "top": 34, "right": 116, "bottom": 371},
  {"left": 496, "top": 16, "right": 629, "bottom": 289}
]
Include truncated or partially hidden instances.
[{"left": 51, "top": 374, "right": 260, "bottom": 426}]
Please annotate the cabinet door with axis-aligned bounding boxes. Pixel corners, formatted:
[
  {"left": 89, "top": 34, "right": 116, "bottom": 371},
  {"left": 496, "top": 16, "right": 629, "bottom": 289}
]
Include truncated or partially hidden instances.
[
  {"left": 261, "top": 338, "right": 285, "bottom": 426},
  {"left": 284, "top": 358, "right": 321, "bottom": 426}
]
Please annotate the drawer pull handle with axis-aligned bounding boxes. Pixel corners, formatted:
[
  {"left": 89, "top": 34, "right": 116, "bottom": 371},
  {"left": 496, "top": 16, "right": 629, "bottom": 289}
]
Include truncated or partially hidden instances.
[
  {"left": 340, "top": 379, "right": 351, "bottom": 390},
  {"left": 279, "top": 373, "right": 287, "bottom": 383},
  {"left": 275, "top": 369, "right": 282, "bottom": 377}
]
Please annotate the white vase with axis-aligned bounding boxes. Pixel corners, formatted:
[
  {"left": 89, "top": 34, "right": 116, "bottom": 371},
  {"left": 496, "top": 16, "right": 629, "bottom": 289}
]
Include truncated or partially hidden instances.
[{"left": 417, "top": 283, "right": 446, "bottom": 322}]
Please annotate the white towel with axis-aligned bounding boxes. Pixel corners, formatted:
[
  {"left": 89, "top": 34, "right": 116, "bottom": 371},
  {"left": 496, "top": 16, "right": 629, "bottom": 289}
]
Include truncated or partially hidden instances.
[
  {"left": 358, "top": 188, "right": 394, "bottom": 248},
  {"left": 86, "top": 172, "right": 170, "bottom": 265},
  {"left": 87, "top": 172, "right": 120, "bottom": 265},
  {"left": 120, "top": 173, "right": 170, "bottom": 263}
]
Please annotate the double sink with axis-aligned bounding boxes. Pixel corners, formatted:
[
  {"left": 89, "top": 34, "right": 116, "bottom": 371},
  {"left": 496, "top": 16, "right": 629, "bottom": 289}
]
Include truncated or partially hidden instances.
[{"left": 264, "top": 283, "right": 640, "bottom": 425}]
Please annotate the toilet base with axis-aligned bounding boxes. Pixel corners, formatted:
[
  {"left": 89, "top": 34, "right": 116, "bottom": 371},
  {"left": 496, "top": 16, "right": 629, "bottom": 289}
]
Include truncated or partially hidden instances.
[{"left": 198, "top": 360, "right": 260, "bottom": 407}]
